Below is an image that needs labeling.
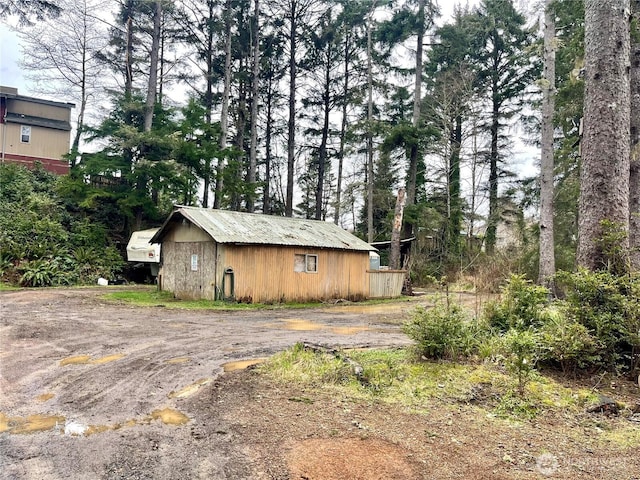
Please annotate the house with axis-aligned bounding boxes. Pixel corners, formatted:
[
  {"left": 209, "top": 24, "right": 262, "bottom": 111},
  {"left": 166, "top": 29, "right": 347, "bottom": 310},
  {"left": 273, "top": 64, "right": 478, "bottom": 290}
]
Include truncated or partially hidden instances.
[
  {"left": 150, "top": 206, "right": 378, "bottom": 303},
  {"left": 0, "top": 86, "right": 74, "bottom": 174}
]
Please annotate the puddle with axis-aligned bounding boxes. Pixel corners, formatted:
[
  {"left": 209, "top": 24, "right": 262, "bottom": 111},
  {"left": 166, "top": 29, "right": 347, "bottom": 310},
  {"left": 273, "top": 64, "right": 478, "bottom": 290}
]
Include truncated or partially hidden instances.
[
  {"left": 1, "top": 407, "right": 191, "bottom": 436},
  {"left": 222, "top": 358, "right": 268, "bottom": 372},
  {"left": 59, "top": 354, "right": 125, "bottom": 366},
  {"left": 60, "top": 355, "right": 92, "bottom": 366},
  {"left": 165, "top": 357, "right": 191, "bottom": 364},
  {"left": 0, "top": 413, "right": 66, "bottom": 434},
  {"left": 151, "top": 408, "right": 189, "bottom": 425},
  {"left": 91, "top": 354, "right": 126, "bottom": 364},
  {"left": 36, "top": 393, "right": 55, "bottom": 402},
  {"left": 282, "top": 319, "right": 325, "bottom": 331},
  {"left": 169, "top": 378, "right": 212, "bottom": 398},
  {"left": 265, "top": 318, "right": 372, "bottom": 335}
]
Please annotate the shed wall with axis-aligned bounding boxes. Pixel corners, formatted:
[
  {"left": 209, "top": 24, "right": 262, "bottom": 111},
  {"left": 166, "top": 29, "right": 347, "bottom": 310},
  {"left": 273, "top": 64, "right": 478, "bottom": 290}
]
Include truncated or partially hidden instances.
[
  {"left": 218, "top": 244, "right": 370, "bottom": 303},
  {"left": 159, "top": 239, "right": 216, "bottom": 300}
]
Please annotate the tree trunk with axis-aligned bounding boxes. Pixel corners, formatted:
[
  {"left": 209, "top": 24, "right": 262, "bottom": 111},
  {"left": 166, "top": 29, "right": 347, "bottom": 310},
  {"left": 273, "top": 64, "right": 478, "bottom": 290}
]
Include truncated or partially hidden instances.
[
  {"left": 334, "top": 26, "right": 350, "bottom": 225},
  {"left": 144, "top": 0, "right": 161, "bottom": 132},
  {"left": 202, "top": 0, "right": 215, "bottom": 208},
  {"left": 366, "top": 7, "right": 374, "bottom": 242},
  {"left": 285, "top": 0, "right": 297, "bottom": 217},
  {"left": 315, "top": 46, "right": 331, "bottom": 220},
  {"left": 538, "top": 0, "right": 556, "bottom": 287},
  {"left": 448, "top": 114, "right": 462, "bottom": 260},
  {"left": 485, "top": 50, "right": 500, "bottom": 255},
  {"left": 403, "top": 0, "right": 425, "bottom": 240},
  {"left": 577, "top": 0, "right": 630, "bottom": 272},
  {"left": 263, "top": 79, "right": 273, "bottom": 214},
  {"left": 631, "top": 0, "right": 640, "bottom": 270},
  {"left": 215, "top": 0, "right": 233, "bottom": 210},
  {"left": 389, "top": 188, "right": 406, "bottom": 270},
  {"left": 247, "top": 0, "right": 260, "bottom": 213}
]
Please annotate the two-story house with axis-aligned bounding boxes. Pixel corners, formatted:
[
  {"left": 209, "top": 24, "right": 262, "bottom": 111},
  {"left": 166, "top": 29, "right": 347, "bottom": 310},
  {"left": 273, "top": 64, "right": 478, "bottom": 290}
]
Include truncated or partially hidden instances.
[{"left": 0, "top": 86, "right": 74, "bottom": 174}]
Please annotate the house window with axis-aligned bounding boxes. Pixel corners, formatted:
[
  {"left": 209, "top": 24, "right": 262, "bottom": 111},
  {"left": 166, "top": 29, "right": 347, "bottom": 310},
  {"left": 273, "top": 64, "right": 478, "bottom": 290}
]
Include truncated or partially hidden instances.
[
  {"left": 294, "top": 254, "right": 318, "bottom": 273},
  {"left": 21, "top": 125, "right": 31, "bottom": 143}
]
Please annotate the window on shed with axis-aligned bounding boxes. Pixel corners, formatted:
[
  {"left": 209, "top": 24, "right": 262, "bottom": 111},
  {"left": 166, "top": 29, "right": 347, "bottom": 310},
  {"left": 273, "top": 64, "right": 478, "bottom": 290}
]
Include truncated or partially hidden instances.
[{"left": 294, "top": 254, "right": 318, "bottom": 273}]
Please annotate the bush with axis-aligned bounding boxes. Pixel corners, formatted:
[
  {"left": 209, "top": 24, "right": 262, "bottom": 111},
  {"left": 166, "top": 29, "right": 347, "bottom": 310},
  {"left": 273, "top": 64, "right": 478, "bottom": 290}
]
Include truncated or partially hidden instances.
[
  {"left": 484, "top": 274, "right": 550, "bottom": 332},
  {"left": 539, "top": 309, "right": 601, "bottom": 375},
  {"left": 498, "top": 328, "right": 541, "bottom": 396},
  {"left": 556, "top": 269, "right": 640, "bottom": 374},
  {"left": 403, "top": 302, "right": 480, "bottom": 360}
]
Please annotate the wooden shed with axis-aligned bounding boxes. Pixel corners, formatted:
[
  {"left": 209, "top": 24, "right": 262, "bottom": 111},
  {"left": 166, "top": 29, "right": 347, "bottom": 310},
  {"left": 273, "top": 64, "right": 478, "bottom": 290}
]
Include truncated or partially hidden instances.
[{"left": 150, "top": 206, "right": 377, "bottom": 303}]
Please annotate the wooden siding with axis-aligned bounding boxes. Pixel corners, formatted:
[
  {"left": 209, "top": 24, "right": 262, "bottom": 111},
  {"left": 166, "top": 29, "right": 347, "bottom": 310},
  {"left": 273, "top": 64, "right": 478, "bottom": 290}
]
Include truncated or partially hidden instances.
[
  {"left": 217, "top": 244, "right": 370, "bottom": 303},
  {"left": 159, "top": 239, "right": 217, "bottom": 300},
  {"left": 368, "top": 270, "right": 405, "bottom": 298}
]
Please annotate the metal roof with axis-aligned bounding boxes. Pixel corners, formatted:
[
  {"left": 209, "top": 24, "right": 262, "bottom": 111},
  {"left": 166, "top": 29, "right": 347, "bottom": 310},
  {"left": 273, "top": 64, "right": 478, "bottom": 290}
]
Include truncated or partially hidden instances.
[{"left": 151, "top": 206, "right": 375, "bottom": 252}]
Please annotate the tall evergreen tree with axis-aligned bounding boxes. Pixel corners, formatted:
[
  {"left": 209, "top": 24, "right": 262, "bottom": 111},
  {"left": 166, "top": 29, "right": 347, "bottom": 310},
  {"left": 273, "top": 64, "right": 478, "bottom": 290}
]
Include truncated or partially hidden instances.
[
  {"left": 577, "top": 0, "right": 630, "bottom": 273},
  {"left": 467, "top": 0, "right": 537, "bottom": 254}
]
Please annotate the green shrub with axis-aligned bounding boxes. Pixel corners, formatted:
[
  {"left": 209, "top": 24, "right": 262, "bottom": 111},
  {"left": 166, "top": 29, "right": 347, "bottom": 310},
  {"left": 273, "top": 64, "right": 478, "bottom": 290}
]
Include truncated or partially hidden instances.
[
  {"left": 19, "top": 257, "right": 72, "bottom": 287},
  {"left": 556, "top": 269, "right": 640, "bottom": 372},
  {"left": 403, "top": 302, "right": 479, "bottom": 360},
  {"left": 539, "top": 309, "right": 602, "bottom": 375},
  {"left": 484, "top": 274, "right": 549, "bottom": 331},
  {"left": 498, "top": 328, "right": 541, "bottom": 396}
]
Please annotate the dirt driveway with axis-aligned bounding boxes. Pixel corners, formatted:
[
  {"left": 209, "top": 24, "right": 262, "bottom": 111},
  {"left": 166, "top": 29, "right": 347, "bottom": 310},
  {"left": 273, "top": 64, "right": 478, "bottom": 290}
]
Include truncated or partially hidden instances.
[{"left": 0, "top": 288, "right": 416, "bottom": 479}]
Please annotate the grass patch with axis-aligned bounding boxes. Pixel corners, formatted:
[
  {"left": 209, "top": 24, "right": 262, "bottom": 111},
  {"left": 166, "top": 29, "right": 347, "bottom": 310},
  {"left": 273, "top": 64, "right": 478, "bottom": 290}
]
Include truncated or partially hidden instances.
[
  {"left": 0, "top": 282, "right": 19, "bottom": 291},
  {"left": 259, "top": 344, "right": 620, "bottom": 423},
  {"left": 103, "top": 289, "right": 265, "bottom": 310},
  {"left": 103, "top": 289, "right": 417, "bottom": 310}
]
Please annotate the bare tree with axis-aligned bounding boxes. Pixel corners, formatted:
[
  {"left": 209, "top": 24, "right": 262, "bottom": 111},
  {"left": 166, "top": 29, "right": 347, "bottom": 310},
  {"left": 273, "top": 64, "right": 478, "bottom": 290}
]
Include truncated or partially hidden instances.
[
  {"left": 538, "top": 0, "right": 556, "bottom": 287},
  {"left": 17, "top": 0, "right": 109, "bottom": 164},
  {"left": 577, "top": 0, "right": 630, "bottom": 272}
]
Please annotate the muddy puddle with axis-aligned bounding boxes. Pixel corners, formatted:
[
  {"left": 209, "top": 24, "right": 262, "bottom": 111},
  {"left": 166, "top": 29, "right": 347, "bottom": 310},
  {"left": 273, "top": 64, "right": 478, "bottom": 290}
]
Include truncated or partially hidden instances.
[
  {"left": 222, "top": 358, "right": 268, "bottom": 372},
  {"left": 264, "top": 318, "right": 375, "bottom": 335},
  {"left": 59, "top": 353, "right": 125, "bottom": 366},
  {"left": 0, "top": 407, "right": 190, "bottom": 436},
  {"left": 169, "top": 378, "right": 212, "bottom": 398}
]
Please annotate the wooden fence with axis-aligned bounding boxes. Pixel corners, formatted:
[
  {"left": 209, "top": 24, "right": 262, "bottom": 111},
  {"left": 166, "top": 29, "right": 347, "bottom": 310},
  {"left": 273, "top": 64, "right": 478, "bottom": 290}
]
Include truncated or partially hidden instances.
[{"left": 368, "top": 270, "right": 405, "bottom": 298}]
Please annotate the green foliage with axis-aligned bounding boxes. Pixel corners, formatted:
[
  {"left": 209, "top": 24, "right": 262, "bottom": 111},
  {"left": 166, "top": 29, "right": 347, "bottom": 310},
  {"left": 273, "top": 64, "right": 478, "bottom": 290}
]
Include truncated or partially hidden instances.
[
  {"left": 18, "top": 257, "right": 72, "bottom": 287},
  {"left": 539, "top": 310, "right": 601, "bottom": 374},
  {"left": 402, "top": 302, "right": 480, "bottom": 360},
  {"left": 498, "top": 328, "right": 541, "bottom": 396},
  {"left": 484, "top": 274, "right": 550, "bottom": 331},
  {"left": 556, "top": 269, "right": 640, "bottom": 373},
  {"left": 0, "top": 164, "right": 125, "bottom": 286}
]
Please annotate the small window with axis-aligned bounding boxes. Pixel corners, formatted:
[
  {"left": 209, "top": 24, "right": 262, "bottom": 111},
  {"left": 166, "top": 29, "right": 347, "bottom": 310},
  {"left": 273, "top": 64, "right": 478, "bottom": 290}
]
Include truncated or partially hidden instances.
[
  {"left": 21, "top": 125, "right": 31, "bottom": 143},
  {"left": 294, "top": 253, "right": 318, "bottom": 273}
]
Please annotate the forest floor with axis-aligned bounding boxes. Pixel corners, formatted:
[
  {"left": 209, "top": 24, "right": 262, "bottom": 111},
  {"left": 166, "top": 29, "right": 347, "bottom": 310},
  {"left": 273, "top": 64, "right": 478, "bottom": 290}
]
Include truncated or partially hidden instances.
[{"left": 0, "top": 287, "right": 638, "bottom": 479}]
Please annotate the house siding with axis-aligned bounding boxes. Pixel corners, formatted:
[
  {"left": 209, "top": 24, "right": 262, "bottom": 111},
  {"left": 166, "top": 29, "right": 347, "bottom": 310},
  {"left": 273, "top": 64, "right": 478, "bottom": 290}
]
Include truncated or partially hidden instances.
[{"left": 217, "top": 244, "right": 370, "bottom": 303}]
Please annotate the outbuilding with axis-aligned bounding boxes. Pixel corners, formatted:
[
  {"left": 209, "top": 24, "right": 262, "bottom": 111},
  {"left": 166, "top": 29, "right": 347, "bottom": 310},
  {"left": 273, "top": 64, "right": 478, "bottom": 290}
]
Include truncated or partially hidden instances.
[{"left": 150, "top": 206, "right": 378, "bottom": 303}]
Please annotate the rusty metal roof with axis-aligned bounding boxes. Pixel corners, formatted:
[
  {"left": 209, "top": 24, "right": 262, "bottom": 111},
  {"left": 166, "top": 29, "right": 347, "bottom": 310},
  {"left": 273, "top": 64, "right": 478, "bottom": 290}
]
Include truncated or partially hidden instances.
[{"left": 151, "top": 206, "right": 375, "bottom": 252}]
